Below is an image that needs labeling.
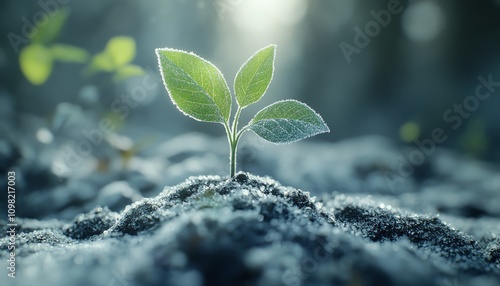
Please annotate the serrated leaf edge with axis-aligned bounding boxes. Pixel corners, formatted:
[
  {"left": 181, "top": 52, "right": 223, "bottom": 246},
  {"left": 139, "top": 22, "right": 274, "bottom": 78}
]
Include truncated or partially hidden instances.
[
  {"left": 234, "top": 44, "right": 277, "bottom": 108},
  {"left": 246, "top": 99, "right": 330, "bottom": 145},
  {"left": 155, "top": 47, "right": 232, "bottom": 124}
]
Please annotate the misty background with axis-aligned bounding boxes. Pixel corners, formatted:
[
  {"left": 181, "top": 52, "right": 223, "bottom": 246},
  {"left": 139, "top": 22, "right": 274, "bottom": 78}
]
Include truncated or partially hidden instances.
[{"left": 1, "top": 0, "right": 499, "bottom": 167}]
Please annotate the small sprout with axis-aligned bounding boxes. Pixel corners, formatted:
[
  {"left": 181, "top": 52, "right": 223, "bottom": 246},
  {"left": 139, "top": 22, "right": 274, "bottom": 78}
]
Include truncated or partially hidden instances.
[{"left": 156, "top": 45, "right": 330, "bottom": 178}]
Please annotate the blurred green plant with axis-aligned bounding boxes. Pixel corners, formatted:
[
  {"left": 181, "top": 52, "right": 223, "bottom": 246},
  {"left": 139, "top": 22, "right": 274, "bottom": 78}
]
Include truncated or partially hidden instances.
[
  {"left": 156, "top": 45, "right": 330, "bottom": 178},
  {"left": 19, "top": 9, "right": 88, "bottom": 85},
  {"left": 86, "top": 36, "right": 144, "bottom": 82},
  {"left": 19, "top": 8, "right": 144, "bottom": 85}
]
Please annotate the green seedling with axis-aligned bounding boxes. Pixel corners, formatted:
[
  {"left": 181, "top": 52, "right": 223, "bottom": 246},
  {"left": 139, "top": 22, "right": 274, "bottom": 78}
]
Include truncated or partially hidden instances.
[{"left": 156, "top": 45, "right": 330, "bottom": 178}]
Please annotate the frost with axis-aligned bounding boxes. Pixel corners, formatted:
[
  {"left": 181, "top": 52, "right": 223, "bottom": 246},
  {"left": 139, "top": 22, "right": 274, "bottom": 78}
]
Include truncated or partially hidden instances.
[
  {"left": 234, "top": 45, "right": 276, "bottom": 108},
  {"left": 248, "top": 100, "right": 330, "bottom": 144},
  {"left": 156, "top": 47, "right": 231, "bottom": 123},
  {"left": 156, "top": 45, "right": 329, "bottom": 177},
  {"left": 2, "top": 173, "right": 498, "bottom": 285}
]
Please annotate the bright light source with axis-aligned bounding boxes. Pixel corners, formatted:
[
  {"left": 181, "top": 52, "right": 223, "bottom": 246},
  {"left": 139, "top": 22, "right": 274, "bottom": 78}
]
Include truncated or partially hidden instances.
[{"left": 230, "top": 0, "right": 308, "bottom": 34}]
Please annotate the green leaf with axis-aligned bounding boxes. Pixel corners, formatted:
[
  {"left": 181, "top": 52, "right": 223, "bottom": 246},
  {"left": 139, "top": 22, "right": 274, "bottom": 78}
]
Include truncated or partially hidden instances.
[
  {"left": 88, "top": 52, "right": 114, "bottom": 73},
  {"left": 247, "top": 100, "right": 330, "bottom": 144},
  {"left": 234, "top": 45, "right": 276, "bottom": 108},
  {"left": 113, "top": 64, "right": 145, "bottom": 81},
  {"left": 20, "top": 44, "right": 53, "bottom": 85},
  {"left": 87, "top": 36, "right": 136, "bottom": 74},
  {"left": 156, "top": 48, "right": 231, "bottom": 123},
  {"left": 30, "top": 8, "right": 69, "bottom": 44},
  {"left": 51, "top": 44, "right": 89, "bottom": 63},
  {"left": 105, "top": 36, "right": 136, "bottom": 68}
]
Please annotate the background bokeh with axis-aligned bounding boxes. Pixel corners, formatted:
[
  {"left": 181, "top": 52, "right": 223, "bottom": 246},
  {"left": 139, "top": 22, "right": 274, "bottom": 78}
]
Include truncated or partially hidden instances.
[
  {"left": 1, "top": 0, "right": 499, "bottom": 164},
  {"left": 2, "top": 3, "right": 500, "bottom": 285}
]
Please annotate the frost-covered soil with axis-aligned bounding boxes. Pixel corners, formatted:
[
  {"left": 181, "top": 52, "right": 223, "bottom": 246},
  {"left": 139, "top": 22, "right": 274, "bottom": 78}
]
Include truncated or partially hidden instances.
[
  {"left": 1, "top": 171, "right": 499, "bottom": 286},
  {"left": 1, "top": 111, "right": 500, "bottom": 286}
]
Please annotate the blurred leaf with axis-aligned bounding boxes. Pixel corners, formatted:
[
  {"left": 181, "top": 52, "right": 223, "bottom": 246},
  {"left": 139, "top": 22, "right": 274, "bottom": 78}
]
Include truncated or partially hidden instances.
[
  {"left": 399, "top": 121, "right": 421, "bottom": 142},
  {"left": 105, "top": 36, "right": 136, "bottom": 67},
  {"left": 51, "top": 44, "right": 89, "bottom": 63},
  {"left": 113, "top": 64, "right": 145, "bottom": 81},
  {"left": 20, "top": 44, "right": 53, "bottom": 85},
  {"left": 30, "top": 8, "right": 69, "bottom": 44},
  {"left": 247, "top": 100, "right": 330, "bottom": 144},
  {"left": 235, "top": 44, "right": 276, "bottom": 108},
  {"left": 156, "top": 48, "right": 232, "bottom": 123},
  {"left": 87, "top": 36, "right": 137, "bottom": 76},
  {"left": 88, "top": 52, "right": 115, "bottom": 73}
]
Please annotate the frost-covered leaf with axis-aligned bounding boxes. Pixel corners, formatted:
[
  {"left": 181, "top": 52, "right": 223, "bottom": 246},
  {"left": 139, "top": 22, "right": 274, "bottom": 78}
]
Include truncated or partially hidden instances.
[
  {"left": 234, "top": 45, "right": 276, "bottom": 108},
  {"left": 156, "top": 48, "right": 231, "bottom": 123},
  {"left": 247, "top": 100, "right": 330, "bottom": 144}
]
